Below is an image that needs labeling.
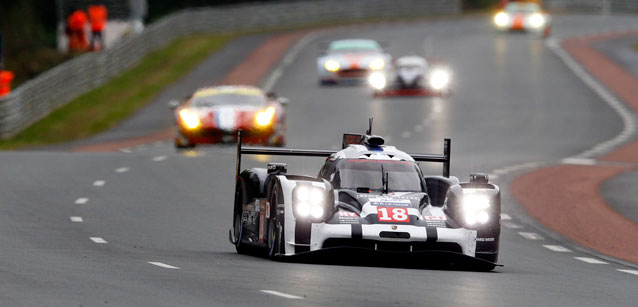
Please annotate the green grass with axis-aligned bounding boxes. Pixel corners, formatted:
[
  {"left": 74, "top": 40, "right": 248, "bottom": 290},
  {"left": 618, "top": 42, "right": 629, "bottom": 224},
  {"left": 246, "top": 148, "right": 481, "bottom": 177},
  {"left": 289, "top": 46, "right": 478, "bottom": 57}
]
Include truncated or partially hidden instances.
[
  {"left": 633, "top": 41, "right": 638, "bottom": 52},
  {"left": 0, "top": 33, "right": 235, "bottom": 149},
  {"left": 0, "top": 12, "right": 469, "bottom": 150}
]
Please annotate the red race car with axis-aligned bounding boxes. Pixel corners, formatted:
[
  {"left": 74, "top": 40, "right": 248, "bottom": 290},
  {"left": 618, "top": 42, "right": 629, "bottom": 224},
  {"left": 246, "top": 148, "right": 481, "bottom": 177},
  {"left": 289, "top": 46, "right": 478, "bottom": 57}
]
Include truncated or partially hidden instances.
[{"left": 170, "top": 85, "right": 287, "bottom": 149}]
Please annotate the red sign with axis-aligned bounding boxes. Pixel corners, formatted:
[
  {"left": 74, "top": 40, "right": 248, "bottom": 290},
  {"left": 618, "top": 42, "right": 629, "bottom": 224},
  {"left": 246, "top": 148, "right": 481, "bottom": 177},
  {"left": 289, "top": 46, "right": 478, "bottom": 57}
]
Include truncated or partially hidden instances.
[{"left": 377, "top": 207, "right": 409, "bottom": 223}]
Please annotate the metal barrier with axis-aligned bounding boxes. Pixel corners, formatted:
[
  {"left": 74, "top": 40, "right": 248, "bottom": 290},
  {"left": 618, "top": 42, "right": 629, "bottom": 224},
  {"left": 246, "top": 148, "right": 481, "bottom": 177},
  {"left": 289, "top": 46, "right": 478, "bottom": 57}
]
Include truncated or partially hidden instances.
[
  {"left": 545, "top": 0, "right": 638, "bottom": 13},
  {"left": 0, "top": 0, "right": 460, "bottom": 139}
]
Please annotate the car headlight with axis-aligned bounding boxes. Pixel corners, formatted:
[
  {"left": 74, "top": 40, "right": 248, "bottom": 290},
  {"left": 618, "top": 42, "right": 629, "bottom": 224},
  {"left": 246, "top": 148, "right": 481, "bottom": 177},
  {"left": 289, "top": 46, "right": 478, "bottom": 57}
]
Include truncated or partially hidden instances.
[
  {"left": 368, "top": 72, "right": 386, "bottom": 90},
  {"left": 255, "top": 106, "right": 276, "bottom": 127},
  {"left": 494, "top": 12, "right": 509, "bottom": 27},
  {"left": 529, "top": 13, "right": 545, "bottom": 28},
  {"left": 429, "top": 68, "right": 451, "bottom": 91},
  {"left": 369, "top": 58, "right": 385, "bottom": 71},
  {"left": 324, "top": 60, "right": 340, "bottom": 72},
  {"left": 462, "top": 194, "right": 491, "bottom": 225},
  {"left": 179, "top": 109, "right": 201, "bottom": 129},
  {"left": 294, "top": 185, "right": 326, "bottom": 220}
]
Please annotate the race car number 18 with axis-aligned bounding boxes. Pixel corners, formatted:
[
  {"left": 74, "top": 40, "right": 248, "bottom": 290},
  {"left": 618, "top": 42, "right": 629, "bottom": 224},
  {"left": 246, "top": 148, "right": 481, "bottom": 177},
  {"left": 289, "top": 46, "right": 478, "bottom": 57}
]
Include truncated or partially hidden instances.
[{"left": 377, "top": 207, "right": 409, "bottom": 222}]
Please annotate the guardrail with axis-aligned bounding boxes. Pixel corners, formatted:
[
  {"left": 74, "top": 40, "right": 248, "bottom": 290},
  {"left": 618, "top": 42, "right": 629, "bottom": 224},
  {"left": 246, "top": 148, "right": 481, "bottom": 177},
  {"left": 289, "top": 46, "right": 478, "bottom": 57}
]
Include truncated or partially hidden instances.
[
  {"left": 545, "top": 0, "right": 638, "bottom": 13},
  {"left": 0, "top": 0, "right": 460, "bottom": 139}
]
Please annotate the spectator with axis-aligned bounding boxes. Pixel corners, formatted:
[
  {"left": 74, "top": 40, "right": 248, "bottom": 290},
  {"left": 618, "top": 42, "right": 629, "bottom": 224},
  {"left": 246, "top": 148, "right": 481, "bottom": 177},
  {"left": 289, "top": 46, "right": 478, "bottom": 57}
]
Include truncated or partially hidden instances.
[
  {"left": 67, "top": 8, "right": 88, "bottom": 51},
  {"left": 88, "top": 5, "right": 108, "bottom": 51}
]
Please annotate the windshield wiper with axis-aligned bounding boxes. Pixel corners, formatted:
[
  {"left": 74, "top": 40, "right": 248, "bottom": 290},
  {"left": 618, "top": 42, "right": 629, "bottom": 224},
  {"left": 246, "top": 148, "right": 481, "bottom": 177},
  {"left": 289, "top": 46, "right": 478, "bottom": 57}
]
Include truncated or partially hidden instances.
[{"left": 381, "top": 165, "right": 389, "bottom": 194}]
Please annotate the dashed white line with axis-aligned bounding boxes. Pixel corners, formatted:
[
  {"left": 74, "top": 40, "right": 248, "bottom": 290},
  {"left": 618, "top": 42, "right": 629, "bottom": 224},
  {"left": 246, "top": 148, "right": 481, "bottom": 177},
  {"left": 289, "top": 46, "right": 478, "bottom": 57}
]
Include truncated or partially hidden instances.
[
  {"left": 90, "top": 237, "right": 108, "bottom": 244},
  {"left": 500, "top": 213, "right": 511, "bottom": 220},
  {"left": 115, "top": 167, "right": 129, "bottom": 173},
  {"left": 561, "top": 157, "right": 596, "bottom": 165},
  {"left": 574, "top": 257, "right": 608, "bottom": 264},
  {"left": 518, "top": 232, "right": 543, "bottom": 240},
  {"left": 74, "top": 198, "right": 89, "bottom": 204},
  {"left": 148, "top": 262, "right": 181, "bottom": 269},
  {"left": 70, "top": 216, "right": 84, "bottom": 223},
  {"left": 617, "top": 269, "right": 638, "bottom": 276},
  {"left": 119, "top": 148, "right": 132, "bottom": 153},
  {"left": 260, "top": 290, "right": 304, "bottom": 300},
  {"left": 93, "top": 180, "right": 105, "bottom": 187},
  {"left": 543, "top": 245, "right": 572, "bottom": 252},
  {"left": 502, "top": 222, "right": 522, "bottom": 229},
  {"left": 152, "top": 155, "right": 167, "bottom": 162}
]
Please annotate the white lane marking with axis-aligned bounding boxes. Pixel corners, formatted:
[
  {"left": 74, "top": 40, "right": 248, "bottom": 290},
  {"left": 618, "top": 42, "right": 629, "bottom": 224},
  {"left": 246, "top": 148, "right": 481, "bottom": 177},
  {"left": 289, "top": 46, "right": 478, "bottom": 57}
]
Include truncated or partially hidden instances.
[
  {"left": 617, "top": 269, "right": 638, "bottom": 276},
  {"left": 70, "top": 216, "right": 84, "bottom": 223},
  {"left": 501, "top": 213, "right": 512, "bottom": 220},
  {"left": 262, "top": 32, "right": 319, "bottom": 92},
  {"left": 148, "top": 262, "right": 181, "bottom": 269},
  {"left": 574, "top": 257, "right": 608, "bottom": 264},
  {"left": 119, "top": 148, "right": 132, "bottom": 153},
  {"left": 260, "top": 290, "right": 304, "bottom": 300},
  {"left": 561, "top": 158, "right": 596, "bottom": 165},
  {"left": 487, "top": 173, "right": 499, "bottom": 180},
  {"left": 546, "top": 38, "right": 636, "bottom": 158},
  {"left": 93, "top": 180, "right": 105, "bottom": 187},
  {"left": 502, "top": 222, "right": 522, "bottom": 229},
  {"left": 401, "top": 131, "right": 411, "bottom": 138},
  {"left": 152, "top": 155, "right": 167, "bottom": 162},
  {"left": 90, "top": 237, "right": 108, "bottom": 244},
  {"left": 519, "top": 232, "right": 543, "bottom": 240},
  {"left": 75, "top": 198, "right": 89, "bottom": 204},
  {"left": 115, "top": 167, "right": 129, "bottom": 173},
  {"left": 543, "top": 245, "right": 572, "bottom": 252}
]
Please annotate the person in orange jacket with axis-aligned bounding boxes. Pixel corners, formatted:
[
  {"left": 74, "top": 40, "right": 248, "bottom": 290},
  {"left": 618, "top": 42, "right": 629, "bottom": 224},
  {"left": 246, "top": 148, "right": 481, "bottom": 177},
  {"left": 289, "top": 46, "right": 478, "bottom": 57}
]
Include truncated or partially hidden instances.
[
  {"left": 88, "top": 5, "right": 108, "bottom": 51},
  {"left": 66, "top": 8, "right": 88, "bottom": 51}
]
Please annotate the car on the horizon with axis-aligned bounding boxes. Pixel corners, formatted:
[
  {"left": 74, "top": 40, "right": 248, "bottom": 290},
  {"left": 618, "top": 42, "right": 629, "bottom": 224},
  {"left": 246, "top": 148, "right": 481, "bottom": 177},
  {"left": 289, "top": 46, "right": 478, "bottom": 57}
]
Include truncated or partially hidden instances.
[
  {"left": 229, "top": 120, "right": 501, "bottom": 271},
  {"left": 317, "top": 39, "right": 391, "bottom": 85},
  {"left": 169, "top": 85, "right": 286, "bottom": 149},
  {"left": 368, "top": 55, "right": 452, "bottom": 97},
  {"left": 493, "top": 1, "right": 551, "bottom": 37}
]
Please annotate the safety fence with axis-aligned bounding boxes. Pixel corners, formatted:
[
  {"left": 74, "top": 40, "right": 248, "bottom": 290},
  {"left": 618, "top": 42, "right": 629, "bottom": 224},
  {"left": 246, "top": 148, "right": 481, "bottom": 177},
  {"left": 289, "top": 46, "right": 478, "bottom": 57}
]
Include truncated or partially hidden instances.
[
  {"left": 0, "top": 0, "right": 460, "bottom": 139},
  {"left": 545, "top": 0, "right": 638, "bottom": 13}
]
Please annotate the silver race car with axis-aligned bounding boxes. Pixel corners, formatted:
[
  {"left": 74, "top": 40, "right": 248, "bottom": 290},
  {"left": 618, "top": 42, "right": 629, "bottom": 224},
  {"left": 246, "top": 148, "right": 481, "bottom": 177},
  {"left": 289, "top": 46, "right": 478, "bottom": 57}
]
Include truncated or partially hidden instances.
[
  {"left": 317, "top": 39, "right": 391, "bottom": 85},
  {"left": 229, "top": 120, "right": 501, "bottom": 271},
  {"left": 368, "top": 55, "right": 452, "bottom": 97}
]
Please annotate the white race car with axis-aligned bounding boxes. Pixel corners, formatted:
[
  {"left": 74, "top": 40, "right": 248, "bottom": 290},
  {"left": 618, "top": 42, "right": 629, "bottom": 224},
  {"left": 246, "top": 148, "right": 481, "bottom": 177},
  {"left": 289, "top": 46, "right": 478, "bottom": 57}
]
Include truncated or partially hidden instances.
[
  {"left": 368, "top": 55, "right": 452, "bottom": 97},
  {"left": 317, "top": 39, "right": 391, "bottom": 85},
  {"left": 230, "top": 120, "right": 501, "bottom": 271},
  {"left": 493, "top": 1, "right": 551, "bottom": 37}
]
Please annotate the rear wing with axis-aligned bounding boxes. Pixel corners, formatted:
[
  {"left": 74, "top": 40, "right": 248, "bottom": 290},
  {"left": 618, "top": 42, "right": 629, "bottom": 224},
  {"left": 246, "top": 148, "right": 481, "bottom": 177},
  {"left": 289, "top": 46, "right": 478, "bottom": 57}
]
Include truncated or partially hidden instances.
[{"left": 235, "top": 131, "right": 451, "bottom": 180}]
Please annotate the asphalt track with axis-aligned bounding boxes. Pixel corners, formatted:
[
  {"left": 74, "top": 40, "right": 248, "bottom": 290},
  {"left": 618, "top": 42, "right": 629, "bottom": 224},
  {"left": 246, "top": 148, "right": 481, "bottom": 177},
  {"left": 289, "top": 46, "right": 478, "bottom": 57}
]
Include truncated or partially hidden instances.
[{"left": 2, "top": 15, "right": 638, "bottom": 306}]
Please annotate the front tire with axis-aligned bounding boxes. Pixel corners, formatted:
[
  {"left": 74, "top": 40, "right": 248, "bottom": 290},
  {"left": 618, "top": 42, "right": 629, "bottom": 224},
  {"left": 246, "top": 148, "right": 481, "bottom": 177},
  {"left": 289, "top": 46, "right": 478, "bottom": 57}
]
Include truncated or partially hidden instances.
[{"left": 267, "top": 184, "right": 285, "bottom": 258}]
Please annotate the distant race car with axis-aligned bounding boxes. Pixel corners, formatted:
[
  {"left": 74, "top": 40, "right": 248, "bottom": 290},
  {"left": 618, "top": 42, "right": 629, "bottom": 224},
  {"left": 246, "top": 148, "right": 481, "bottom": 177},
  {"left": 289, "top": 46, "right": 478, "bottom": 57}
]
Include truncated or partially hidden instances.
[
  {"left": 229, "top": 120, "right": 501, "bottom": 271},
  {"left": 493, "top": 1, "right": 551, "bottom": 37},
  {"left": 169, "top": 85, "right": 287, "bottom": 148},
  {"left": 317, "top": 39, "right": 391, "bottom": 85},
  {"left": 368, "top": 55, "right": 452, "bottom": 97}
]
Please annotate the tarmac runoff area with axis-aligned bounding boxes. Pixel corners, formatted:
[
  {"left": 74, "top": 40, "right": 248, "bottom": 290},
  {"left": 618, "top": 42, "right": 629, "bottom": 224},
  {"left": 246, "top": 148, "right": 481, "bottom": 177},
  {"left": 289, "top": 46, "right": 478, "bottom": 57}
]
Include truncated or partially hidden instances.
[
  {"left": 71, "top": 22, "right": 638, "bottom": 263},
  {"left": 512, "top": 31, "right": 638, "bottom": 264}
]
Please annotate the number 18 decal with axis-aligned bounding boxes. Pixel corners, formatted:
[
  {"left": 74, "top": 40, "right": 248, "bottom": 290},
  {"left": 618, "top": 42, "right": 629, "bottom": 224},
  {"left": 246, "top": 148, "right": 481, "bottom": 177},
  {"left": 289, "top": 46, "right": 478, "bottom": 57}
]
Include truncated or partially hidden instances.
[{"left": 377, "top": 207, "right": 409, "bottom": 222}]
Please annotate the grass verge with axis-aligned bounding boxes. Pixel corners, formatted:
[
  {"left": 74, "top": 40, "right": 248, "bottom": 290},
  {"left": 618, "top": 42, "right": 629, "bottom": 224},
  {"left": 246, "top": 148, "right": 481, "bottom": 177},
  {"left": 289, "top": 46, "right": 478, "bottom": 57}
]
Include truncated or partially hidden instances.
[{"left": 0, "top": 33, "right": 235, "bottom": 149}]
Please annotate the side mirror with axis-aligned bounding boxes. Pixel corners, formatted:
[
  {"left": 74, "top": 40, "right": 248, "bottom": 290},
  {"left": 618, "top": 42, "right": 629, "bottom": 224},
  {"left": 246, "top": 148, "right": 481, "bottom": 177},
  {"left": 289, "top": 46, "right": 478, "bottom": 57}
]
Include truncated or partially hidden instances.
[
  {"left": 278, "top": 97, "right": 289, "bottom": 106},
  {"left": 168, "top": 99, "right": 180, "bottom": 110}
]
